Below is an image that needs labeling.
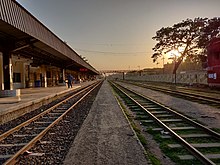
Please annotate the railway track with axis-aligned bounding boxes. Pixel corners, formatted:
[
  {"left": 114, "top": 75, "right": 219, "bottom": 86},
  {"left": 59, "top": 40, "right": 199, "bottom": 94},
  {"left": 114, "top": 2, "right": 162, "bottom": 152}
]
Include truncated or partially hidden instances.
[
  {"left": 110, "top": 81, "right": 220, "bottom": 165},
  {"left": 119, "top": 80, "right": 220, "bottom": 108},
  {"left": 0, "top": 81, "right": 102, "bottom": 165}
]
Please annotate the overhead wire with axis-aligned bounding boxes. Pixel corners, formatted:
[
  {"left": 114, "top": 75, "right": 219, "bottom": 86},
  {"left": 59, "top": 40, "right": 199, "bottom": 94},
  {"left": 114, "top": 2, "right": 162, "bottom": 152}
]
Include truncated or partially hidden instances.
[{"left": 74, "top": 48, "right": 152, "bottom": 56}]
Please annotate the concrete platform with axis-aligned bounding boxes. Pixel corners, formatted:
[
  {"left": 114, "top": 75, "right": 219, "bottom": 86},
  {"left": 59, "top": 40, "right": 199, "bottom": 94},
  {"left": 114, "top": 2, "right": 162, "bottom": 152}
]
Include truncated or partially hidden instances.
[
  {"left": 0, "top": 81, "right": 95, "bottom": 124},
  {"left": 63, "top": 80, "right": 149, "bottom": 165}
]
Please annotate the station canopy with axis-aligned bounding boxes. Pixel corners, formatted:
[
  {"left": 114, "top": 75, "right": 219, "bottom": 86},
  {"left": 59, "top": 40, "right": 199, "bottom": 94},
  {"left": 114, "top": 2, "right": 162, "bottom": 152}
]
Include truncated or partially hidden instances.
[{"left": 0, "top": 0, "right": 99, "bottom": 75}]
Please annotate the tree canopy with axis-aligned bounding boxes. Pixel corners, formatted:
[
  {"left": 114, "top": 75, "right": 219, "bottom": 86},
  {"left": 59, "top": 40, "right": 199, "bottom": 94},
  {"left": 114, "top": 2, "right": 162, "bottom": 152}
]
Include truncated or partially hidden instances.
[{"left": 152, "top": 17, "right": 220, "bottom": 73}]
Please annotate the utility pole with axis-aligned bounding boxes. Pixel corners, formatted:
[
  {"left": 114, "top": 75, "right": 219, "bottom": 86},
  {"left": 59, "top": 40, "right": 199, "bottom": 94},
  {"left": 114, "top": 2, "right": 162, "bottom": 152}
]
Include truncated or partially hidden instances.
[
  {"left": 174, "top": 54, "right": 176, "bottom": 85},
  {"left": 169, "top": 53, "right": 177, "bottom": 84},
  {"left": 138, "top": 66, "right": 140, "bottom": 76},
  {"left": 162, "top": 55, "right": 165, "bottom": 74}
]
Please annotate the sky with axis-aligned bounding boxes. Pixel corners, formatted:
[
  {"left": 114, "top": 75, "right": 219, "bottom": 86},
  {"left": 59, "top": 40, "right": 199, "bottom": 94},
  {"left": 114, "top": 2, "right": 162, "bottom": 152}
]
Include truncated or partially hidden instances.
[{"left": 16, "top": 0, "right": 220, "bottom": 71}]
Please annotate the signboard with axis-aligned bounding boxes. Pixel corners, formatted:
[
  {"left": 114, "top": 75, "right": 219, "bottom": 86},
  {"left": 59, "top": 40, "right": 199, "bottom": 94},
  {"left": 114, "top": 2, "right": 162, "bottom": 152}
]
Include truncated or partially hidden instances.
[{"left": 79, "top": 68, "right": 88, "bottom": 72}]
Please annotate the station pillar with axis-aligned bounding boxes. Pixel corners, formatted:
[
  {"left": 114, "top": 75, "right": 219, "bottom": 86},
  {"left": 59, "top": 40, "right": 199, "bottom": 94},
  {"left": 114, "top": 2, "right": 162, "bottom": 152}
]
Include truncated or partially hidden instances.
[
  {"left": 62, "top": 68, "right": 65, "bottom": 82},
  {"left": 3, "top": 50, "right": 13, "bottom": 90},
  {"left": 78, "top": 74, "right": 81, "bottom": 83},
  {"left": 41, "top": 65, "right": 47, "bottom": 87},
  {"left": 0, "top": 52, "right": 3, "bottom": 90},
  {"left": 44, "top": 72, "right": 47, "bottom": 87}
]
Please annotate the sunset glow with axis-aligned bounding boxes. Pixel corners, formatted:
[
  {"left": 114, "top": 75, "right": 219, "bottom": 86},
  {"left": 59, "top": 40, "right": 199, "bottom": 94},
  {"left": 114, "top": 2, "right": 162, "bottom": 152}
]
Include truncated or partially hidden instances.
[
  {"left": 166, "top": 47, "right": 186, "bottom": 61},
  {"left": 16, "top": 0, "right": 220, "bottom": 70},
  {"left": 167, "top": 50, "right": 181, "bottom": 59}
]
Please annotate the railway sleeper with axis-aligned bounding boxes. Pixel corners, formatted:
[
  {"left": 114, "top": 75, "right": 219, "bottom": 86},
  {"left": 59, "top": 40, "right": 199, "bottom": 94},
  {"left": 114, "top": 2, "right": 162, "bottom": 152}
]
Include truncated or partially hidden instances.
[
  {"left": 171, "top": 126, "right": 196, "bottom": 130},
  {"left": 140, "top": 103, "right": 155, "bottom": 106},
  {"left": 161, "top": 134, "right": 211, "bottom": 139},
  {"left": 0, "top": 154, "right": 13, "bottom": 159},
  {"left": 34, "top": 121, "right": 53, "bottom": 124},
  {"left": 48, "top": 112, "right": 63, "bottom": 116},
  {"left": 168, "top": 143, "right": 220, "bottom": 148},
  {"left": 13, "top": 134, "right": 38, "bottom": 137},
  {"left": 0, "top": 143, "right": 27, "bottom": 147},
  {"left": 39, "top": 141, "right": 51, "bottom": 144},
  {"left": 179, "top": 154, "right": 220, "bottom": 160},
  {"left": 161, "top": 135, "right": 172, "bottom": 139},
  {"left": 42, "top": 116, "right": 57, "bottom": 119},
  {"left": 160, "top": 119, "right": 183, "bottom": 122},
  {"left": 135, "top": 112, "right": 147, "bottom": 115},
  {"left": 25, "top": 127, "right": 46, "bottom": 130},
  {"left": 130, "top": 108, "right": 142, "bottom": 112},
  {"left": 151, "top": 128, "right": 163, "bottom": 131},
  {"left": 150, "top": 111, "right": 168, "bottom": 114},
  {"left": 180, "top": 134, "right": 211, "bottom": 138},
  {"left": 56, "top": 107, "right": 67, "bottom": 110},
  {"left": 155, "top": 114, "right": 174, "bottom": 118},
  {"left": 54, "top": 110, "right": 67, "bottom": 113},
  {"left": 144, "top": 107, "right": 162, "bottom": 110},
  {"left": 150, "top": 127, "right": 196, "bottom": 133},
  {"left": 140, "top": 120, "right": 154, "bottom": 123}
]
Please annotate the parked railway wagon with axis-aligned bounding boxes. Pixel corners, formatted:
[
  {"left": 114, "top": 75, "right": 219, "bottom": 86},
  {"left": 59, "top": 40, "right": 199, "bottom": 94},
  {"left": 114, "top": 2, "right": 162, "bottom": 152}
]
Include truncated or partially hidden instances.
[{"left": 207, "top": 38, "right": 220, "bottom": 87}]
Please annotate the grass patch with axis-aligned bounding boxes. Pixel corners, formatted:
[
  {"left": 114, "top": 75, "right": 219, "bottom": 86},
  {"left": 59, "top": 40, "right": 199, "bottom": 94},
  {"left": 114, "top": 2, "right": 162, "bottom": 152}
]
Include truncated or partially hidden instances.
[
  {"left": 185, "top": 137, "right": 219, "bottom": 143},
  {"left": 112, "top": 89, "right": 161, "bottom": 165},
  {"left": 148, "top": 154, "right": 161, "bottom": 165},
  {"left": 146, "top": 127, "right": 204, "bottom": 164},
  {"left": 137, "top": 132, "right": 147, "bottom": 145},
  {"left": 212, "top": 128, "right": 220, "bottom": 133}
]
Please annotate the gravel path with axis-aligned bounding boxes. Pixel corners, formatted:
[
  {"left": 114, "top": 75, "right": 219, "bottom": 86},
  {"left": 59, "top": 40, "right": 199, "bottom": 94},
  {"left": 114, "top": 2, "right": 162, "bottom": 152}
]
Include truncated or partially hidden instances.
[{"left": 63, "top": 80, "right": 149, "bottom": 165}]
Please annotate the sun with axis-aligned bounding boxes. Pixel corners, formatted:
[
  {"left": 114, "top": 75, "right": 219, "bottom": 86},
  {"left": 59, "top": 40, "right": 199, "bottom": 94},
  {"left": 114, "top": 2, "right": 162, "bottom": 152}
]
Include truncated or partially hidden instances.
[{"left": 166, "top": 49, "right": 182, "bottom": 60}]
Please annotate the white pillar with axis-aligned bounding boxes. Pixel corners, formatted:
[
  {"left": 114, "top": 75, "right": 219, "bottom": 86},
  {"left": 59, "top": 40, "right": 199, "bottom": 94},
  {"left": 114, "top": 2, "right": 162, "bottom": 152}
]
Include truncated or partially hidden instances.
[
  {"left": 44, "top": 73, "right": 47, "bottom": 87},
  {"left": 62, "top": 69, "right": 65, "bottom": 82},
  {"left": 22, "top": 63, "right": 26, "bottom": 88},
  {"left": 9, "top": 57, "right": 13, "bottom": 90},
  {"left": 0, "top": 53, "right": 3, "bottom": 90},
  {"left": 42, "top": 65, "right": 47, "bottom": 87}
]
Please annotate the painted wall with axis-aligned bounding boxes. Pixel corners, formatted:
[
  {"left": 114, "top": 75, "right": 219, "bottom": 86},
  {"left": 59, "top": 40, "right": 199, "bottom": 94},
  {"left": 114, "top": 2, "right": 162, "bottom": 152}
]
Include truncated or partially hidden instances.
[{"left": 108, "top": 70, "right": 208, "bottom": 85}]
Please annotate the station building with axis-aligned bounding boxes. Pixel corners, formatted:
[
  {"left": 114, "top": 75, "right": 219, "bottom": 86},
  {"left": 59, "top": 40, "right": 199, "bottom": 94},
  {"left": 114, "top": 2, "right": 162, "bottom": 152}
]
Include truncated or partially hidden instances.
[{"left": 0, "top": 0, "right": 99, "bottom": 94}]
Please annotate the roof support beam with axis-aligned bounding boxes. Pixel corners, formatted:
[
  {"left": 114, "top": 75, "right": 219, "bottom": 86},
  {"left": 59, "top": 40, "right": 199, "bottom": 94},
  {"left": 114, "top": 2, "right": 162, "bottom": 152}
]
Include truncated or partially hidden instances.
[{"left": 11, "top": 44, "right": 30, "bottom": 52}]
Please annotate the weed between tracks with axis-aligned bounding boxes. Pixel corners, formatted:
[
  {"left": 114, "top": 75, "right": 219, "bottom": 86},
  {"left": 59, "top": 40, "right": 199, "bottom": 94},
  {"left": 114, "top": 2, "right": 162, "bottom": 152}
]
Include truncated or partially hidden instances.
[
  {"left": 213, "top": 128, "right": 220, "bottom": 133},
  {"left": 113, "top": 94, "right": 160, "bottom": 165}
]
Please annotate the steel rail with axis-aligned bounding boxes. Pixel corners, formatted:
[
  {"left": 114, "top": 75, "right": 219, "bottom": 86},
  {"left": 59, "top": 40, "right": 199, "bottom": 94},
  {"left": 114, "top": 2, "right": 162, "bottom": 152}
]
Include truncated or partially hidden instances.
[
  {"left": 115, "top": 81, "right": 220, "bottom": 147},
  {"left": 121, "top": 81, "right": 220, "bottom": 105},
  {"left": 111, "top": 81, "right": 217, "bottom": 165},
  {"left": 0, "top": 82, "right": 99, "bottom": 141},
  {"left": 147, "top": 85, "right": 220, "bottom": 103},
  {"left": 119, "top": 83, "right": 220, "bottom": 139},
  {"left": 3, "top": 81, "right": 102, "bottom": 165}
]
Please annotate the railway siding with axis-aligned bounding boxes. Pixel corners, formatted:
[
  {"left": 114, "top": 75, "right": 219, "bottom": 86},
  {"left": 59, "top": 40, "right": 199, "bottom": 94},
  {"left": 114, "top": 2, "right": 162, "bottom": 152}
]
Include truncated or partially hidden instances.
[
  {"left": 112, "top": 80, "right": 220, "bottom": 164},
  {"left": 117, "top": 81, "right": 220, "bottom": 129}
]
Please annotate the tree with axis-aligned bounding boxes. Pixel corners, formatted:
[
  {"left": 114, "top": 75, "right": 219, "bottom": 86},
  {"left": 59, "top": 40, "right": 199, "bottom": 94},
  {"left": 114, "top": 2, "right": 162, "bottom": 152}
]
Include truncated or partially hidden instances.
[
  {"left": 179, "top": 55, "right": 203, "bottom": 71},
  {"left": 199, "top": 17, "right": 220, "bottom": 48},
  {"left": 152, "top": 17, "right": 209, "bottom": 74}
]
